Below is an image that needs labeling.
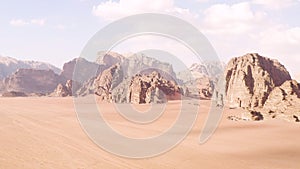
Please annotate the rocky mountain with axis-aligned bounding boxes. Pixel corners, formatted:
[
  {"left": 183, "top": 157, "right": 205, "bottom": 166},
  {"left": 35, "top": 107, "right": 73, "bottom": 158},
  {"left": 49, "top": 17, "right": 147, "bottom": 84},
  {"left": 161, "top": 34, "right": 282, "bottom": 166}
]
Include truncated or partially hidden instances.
[
  {"left": 2, "top": 69, "right": 66, "bottom": 94},
  {"left": 0, "top": 55, "right": 61, "bottom": 79},
  {"left": 75, "top": 52, "right": 178, "bottom": 96},
  {"left": 60, "top": 57, "right": 102, "bottom": 84},
  {"left": 225, "top": 53, "right": 291, "bottom": 109},
  {"left": 177, "top": 62, "right": 224, "bottom": 83},
  {"left": 122, "top": 53, "right": 176, "bottom": 78},
  {"left": 96, "top": 51, "right": 125, "bottom": 66},
  {"left": 128, "top": 71, "right": 182, "bottom": 104}
]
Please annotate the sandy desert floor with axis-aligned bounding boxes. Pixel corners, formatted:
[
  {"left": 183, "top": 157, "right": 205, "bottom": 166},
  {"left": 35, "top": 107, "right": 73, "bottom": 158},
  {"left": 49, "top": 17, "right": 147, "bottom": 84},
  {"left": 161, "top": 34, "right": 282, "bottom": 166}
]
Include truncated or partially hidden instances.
[{"left": 0, "top": 97, "right": 299, "bottom": 169}]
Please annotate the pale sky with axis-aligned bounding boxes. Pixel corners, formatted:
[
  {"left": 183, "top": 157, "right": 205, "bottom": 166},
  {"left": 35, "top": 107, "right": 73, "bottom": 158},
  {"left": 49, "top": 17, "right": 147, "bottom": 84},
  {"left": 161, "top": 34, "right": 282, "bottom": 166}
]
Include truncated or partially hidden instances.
[{"left": 1, "top": 0, "right": 300, "bottom": 78}]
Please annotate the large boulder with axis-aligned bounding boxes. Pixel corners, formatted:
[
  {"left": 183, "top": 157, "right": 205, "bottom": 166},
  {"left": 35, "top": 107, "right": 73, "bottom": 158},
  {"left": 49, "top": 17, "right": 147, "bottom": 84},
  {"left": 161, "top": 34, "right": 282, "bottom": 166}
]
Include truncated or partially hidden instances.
[{"left": 225, "top": 53, "right": 291, "bottom": 109}]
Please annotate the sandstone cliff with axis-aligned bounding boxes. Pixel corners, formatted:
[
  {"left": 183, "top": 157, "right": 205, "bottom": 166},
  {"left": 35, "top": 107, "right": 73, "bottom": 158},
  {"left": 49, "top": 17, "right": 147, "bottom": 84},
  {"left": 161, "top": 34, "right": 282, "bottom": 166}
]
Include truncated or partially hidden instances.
[
  {"left": 128, "top": 71, "right": 182, "bottom": 104},
  {"left": 225, "top": 53, "right": 291, "bottom": 109}
]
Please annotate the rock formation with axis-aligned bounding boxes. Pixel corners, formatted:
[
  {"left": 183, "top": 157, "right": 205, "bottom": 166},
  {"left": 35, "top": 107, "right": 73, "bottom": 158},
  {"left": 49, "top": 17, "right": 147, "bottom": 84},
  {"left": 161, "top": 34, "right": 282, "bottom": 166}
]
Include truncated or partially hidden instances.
[
  {"left": 94, "top": 64, "right": 123, "bottom": 102},
  {"left": 263, "top": 80, "right": 300, "bottom": 122},
  {"left": 183, "top": 76, "right": 214, "bottom": 99},
  {"left": 60, "top": 57, "right": 102, "bottom": 84},
  {"left": 225, "top": 53, "right": 291, "bottom": 109},
  {"left": 51, "top": 80, "right": 74, "bottom": 97},
  {"left": 128, "top": 71, "right": 182, "bottom": 104},
  {"left": 3, "top": 69, "right": 66, "bottom": 94}
]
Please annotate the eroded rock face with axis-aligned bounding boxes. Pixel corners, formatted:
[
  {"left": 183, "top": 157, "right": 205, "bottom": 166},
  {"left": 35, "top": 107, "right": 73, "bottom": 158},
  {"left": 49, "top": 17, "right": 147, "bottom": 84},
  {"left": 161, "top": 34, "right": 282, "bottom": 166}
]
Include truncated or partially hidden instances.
[
  {"left": 3, "top": 69, "right": 66, "bottom": 94},
  {"left": 61, "top": 58, "right": 102, "bottom": 84},
  {"left": 263, "top": 80, "right": 300, "bottom": 122},
  {"left": 183, "top": 77, "right": 214, "bottom": 99},
  {"left": 94, "top": 64, "right": 123, "bottom": 102},
  {"left": 128, "top": 71, "right": 182, "bottom": 104},
  {"left": 225, "top": 53, "right": 291, "bottom": 109},
  {"left": 51, "top": 80, "right": 74, "bottom": 97}
]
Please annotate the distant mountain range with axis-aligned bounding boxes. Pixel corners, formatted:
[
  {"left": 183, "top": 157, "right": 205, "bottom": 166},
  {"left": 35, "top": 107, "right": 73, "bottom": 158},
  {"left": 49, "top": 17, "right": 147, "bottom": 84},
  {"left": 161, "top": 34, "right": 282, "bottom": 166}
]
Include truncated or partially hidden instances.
[
  {"left": 1, "top": 52, "right": 300, "bottom": 122},
  {"left": 0, "top": 55, "right": 61, "bottom": 79}
]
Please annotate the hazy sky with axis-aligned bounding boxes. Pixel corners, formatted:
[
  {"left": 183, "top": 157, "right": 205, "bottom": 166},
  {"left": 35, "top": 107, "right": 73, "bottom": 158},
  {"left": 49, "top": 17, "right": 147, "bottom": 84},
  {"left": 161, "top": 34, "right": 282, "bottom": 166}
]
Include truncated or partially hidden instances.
[{"left": 1, "top": 0, "right": 300, "bottom": 78}]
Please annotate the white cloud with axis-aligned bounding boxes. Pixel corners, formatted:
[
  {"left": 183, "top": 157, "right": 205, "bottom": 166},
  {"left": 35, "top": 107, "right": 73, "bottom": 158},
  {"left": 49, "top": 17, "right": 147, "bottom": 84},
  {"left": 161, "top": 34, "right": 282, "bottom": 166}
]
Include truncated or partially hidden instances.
[
  {"left": 10, "top": 18, "right": 46, "bottom": 27},
  {"left": 92, "top": 0, "right": 197, "bottom": 21},
  {"left": 30, "top": 19, "right": 46, "bottom": 26},
  {"left": 202, "top": 2, "right": 267, "bottom": 34},
  {"left": 252, "top": 0, "right": 298, "bottom": 10},
  {"left": 9, "top": 19, "right": 29, "bottom": 26},
  {"left": 255, "top": 26, "right": 300, "bottom": 77}
]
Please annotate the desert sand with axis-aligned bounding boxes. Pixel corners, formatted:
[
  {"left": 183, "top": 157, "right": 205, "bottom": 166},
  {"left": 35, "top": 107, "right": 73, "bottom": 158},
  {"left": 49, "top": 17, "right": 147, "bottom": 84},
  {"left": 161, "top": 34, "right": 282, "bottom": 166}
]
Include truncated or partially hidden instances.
[{"left": 0, "top": 97, "right": 299, "bottom": 169}]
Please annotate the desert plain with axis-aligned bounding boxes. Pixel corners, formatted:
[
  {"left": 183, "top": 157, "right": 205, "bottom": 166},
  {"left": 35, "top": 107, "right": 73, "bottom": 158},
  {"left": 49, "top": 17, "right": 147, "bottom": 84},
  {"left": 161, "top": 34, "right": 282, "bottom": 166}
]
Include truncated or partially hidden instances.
[{"left": 0, "top": 97, "right": 299, "bottom": 169}]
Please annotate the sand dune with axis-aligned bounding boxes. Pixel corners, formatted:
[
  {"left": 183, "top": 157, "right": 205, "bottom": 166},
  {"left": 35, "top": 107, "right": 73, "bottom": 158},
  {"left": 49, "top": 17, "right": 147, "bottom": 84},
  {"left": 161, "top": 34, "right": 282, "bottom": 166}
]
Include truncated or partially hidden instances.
[{"left": 0, "top": 97, "right": 299, "bottom": 169}]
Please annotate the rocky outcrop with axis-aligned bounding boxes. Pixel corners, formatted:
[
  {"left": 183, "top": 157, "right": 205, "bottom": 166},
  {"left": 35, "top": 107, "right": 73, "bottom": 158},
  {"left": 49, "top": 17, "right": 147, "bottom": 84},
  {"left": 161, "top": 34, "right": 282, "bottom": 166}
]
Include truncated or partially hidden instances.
[
  {"left": 128, "top": 71, "right": 182, "bottom": 104},
  {"left": 225, "top": 53, "right": 291, "bottom": 109},
  {"left": 51, "top": 80, "right": 74, "bottom": 97},
  {"left": 2, "top": 91, "right": 27, "bottom": 97},
  {"left": 3, "top": 69, "right": 66, "bottom": 94},
  {"left": 263, "top": 80, "right": 300, "bottom": 122}
]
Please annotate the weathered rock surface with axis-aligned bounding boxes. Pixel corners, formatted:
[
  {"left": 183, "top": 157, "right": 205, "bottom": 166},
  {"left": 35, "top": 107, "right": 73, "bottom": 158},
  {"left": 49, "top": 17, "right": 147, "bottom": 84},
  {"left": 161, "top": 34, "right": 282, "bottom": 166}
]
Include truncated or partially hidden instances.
[
  {"left": 225, "top": 53, "right": 291, "bottom": 109},
  {"left": 94, "top": 64, "right": 123, "bottom": 102},
  {"left": 60, "top": 58, "right": 102, "bottom": 84},
  {"left": 76, "top": 52, "right": 178, "bottom": 99},
  {"left": 2, "top": 69, "right": 66, "bottom": 94},
  {"left": 263, "top": 80, "right": 300, "bottom": 122},
  {"left": 128, "top": 71, "right": 182, "bottom": 104},
  {"left": 51, "top": 80, "right": 74, "bottom": 97}
]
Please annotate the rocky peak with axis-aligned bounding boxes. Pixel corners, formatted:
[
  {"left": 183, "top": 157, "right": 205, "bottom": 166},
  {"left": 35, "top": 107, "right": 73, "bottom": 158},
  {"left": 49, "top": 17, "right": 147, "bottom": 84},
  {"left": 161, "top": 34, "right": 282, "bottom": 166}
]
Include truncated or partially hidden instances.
[
  {"left": 225, "top": 53, "right": 291, "bottom": 109},
  {"left": 61, "top": 57, "right": 101, "bottom": 84},
  {"left": 96, "top": 51, "right": 125, "bottom": 66}
]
